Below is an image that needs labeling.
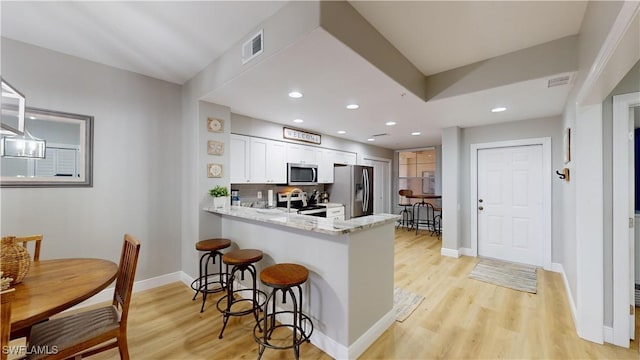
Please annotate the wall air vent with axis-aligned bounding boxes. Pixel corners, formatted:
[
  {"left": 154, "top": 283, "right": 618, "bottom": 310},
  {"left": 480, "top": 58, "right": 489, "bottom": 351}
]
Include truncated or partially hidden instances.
[
  {"left": 242, "top": 29, "right": 263, "bottom": 65},
  {"left": 547, "top": 74, "right": 573, "bottom": 88}
]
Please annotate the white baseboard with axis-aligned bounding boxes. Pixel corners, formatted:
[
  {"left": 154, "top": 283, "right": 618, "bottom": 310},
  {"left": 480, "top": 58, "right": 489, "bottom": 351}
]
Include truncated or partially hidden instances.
[
  {"left": 347, "top": 308, "right": 395, "bottom": 359},
  {"left": 63, "top": 271, "right": 183, "bottom": 313},
  {"left": 440, "top": 247, "right": 459, "bottom": 258},
  {"left": 551, "top": 263, "right": 577, "bottom": 329},
  {"left": 459, "top": 247, "right": 474, "bottom": 256}
]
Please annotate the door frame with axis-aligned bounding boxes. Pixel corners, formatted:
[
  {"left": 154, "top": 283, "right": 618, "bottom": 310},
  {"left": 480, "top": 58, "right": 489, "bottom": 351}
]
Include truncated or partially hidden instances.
[
  {"left": 612, "top": 92, "right": 639, "bottom": 347},
  {"left": 470, "top": 137, "right": 552, "bottom": 270}
]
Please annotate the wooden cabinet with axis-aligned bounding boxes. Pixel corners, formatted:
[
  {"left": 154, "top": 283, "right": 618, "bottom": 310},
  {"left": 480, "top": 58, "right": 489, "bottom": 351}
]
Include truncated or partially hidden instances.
[
  {"left": 230, "top": 134, "right": 250, "bottom": 183},
  {"left": 250, "top": 137, "right": 286, "bottom": 183}
]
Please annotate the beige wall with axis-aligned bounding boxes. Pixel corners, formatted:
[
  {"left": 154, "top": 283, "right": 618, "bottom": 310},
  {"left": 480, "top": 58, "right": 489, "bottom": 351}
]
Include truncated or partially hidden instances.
[{"left": 0, "top": 38, "right": 183, "bottom": 281}]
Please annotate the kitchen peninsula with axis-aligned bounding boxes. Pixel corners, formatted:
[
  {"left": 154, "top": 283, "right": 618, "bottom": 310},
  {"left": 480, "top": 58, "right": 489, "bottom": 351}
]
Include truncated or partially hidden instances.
[{"left": 204, "top": 206, "right": 398, "bottom": 359}]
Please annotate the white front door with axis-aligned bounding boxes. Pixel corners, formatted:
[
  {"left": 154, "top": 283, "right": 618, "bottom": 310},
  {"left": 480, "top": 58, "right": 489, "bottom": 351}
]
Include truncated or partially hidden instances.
[{"left": 477, "top": 145, "right": 543, "bottom": 266}]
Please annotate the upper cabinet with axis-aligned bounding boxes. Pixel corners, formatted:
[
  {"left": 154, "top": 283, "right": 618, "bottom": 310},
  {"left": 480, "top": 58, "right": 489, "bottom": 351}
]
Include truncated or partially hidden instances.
[
  {"left": 286, "top": 143, "right": 317, "bottom": 164},
  {"left": 230, "top": 134, "right": 250, "bottom": 183},
  {"left": 250, "top": 137, "right": 286, "bottom": 183},
  {"left": 317, "top": 148, "right": 357, "bottom": 183},
  {"left": 231, "top": 134, "right": 357, "bottom": 184}
]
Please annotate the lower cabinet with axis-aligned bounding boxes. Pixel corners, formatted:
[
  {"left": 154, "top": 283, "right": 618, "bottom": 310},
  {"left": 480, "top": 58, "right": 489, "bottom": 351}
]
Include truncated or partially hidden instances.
[{"left": 326, "top": 206, "right": 345, "bottom": 220}]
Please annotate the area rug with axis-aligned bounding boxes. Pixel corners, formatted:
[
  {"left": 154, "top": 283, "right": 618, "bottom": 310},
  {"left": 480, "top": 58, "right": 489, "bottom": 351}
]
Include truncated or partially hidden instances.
[
  {"left": 394, "top": 287, "right": 424, "bottom": 322},
  {"left": 469, "top": 258, "right": 538, "bottom": 294}
]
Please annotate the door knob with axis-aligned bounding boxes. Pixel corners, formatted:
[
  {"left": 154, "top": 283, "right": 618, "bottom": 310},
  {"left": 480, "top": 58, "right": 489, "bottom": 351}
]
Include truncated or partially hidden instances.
[
  {"left": 478, "top": 206, "right": 484, "bottom": 211},
  {"left": 478, "top": 199, "right": 483, "bottom": 203}
]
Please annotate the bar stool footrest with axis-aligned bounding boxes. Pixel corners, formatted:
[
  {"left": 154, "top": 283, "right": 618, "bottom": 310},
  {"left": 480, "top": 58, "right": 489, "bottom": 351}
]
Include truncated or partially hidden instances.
[
  {"left": 216, "top": 288, "right": 267, "bottom": 316},
  {"left": 190, "top": 275, "right": 226, "bottom": 294},
  {"left": 253, "top": 311, "right": 314, "bottom": 350}
]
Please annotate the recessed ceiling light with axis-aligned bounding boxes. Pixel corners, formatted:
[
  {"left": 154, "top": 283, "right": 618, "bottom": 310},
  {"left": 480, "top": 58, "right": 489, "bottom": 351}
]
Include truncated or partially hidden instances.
[
  {"left": 411, "top": 132, "right": 421, "bottom": 136},
  {"left": 288, "top": 91, "right": 303, "bottom": 98},
  {"left": 29, "top": 116, "right": 36, "bottom": 120},
  {"left": 385, "top": 121, "right": 396, "bottom": 126},
  {"left": 491, "top": 107, "right": 507, "bottom": 113},
  {"left": 337, "top": 130, "right": 346, "bottom": 134},
  {"left": 293, "top": 119, "right": 304, "bottom": 123},
  {"left": 346, "top": 104, "right": 359, "bottom": 110},
  {"left": 367, "top": 138, "right": 375, "bottom": 142}
]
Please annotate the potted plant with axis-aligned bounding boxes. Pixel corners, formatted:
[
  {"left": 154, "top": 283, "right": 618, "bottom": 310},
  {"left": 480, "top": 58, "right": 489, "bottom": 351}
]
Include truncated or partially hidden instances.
[{"left": 209, "top": 185, "right": 230, "bottom": 209}]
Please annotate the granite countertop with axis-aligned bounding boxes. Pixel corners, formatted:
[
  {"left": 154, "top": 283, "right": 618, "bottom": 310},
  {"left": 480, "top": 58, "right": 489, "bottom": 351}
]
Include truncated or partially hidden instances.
[{"left": 203, "top": 206, "right": 399, "bottom": 235}]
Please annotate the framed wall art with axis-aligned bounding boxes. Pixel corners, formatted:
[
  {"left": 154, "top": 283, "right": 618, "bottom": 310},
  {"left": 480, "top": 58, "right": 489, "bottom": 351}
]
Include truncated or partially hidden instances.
[{"left": 563, "top": 127, "right": 571, "bottom": 164}]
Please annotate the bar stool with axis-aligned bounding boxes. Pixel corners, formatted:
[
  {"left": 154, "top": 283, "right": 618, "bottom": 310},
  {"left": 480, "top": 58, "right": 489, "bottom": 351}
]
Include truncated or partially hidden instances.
[
  {"left": 216, "top": 249, "right": 266, "bottom": 339},
  {"left": 254, "top": 263, "right": 313, "bottom": 360},
  {"left": 412, "top": 201, "right": 436, "bottom": 235},
  {"left": 397, "top": 189, "right": 414, "bottom": 229},
  {"left": 190, "top": 238, "right": 231, "bottom": 313}
]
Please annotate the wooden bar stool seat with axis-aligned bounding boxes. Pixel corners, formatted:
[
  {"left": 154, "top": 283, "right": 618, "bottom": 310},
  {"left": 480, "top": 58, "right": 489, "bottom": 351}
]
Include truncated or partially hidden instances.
[
  {"left": 216, "top": 249, "right": 266, "bottom": 339},
  {"left": 190, "top": 238, "right": 231, "bottom": 313},
  {"left": 255, "top": 263, "right": 313, "bottom": 360}
]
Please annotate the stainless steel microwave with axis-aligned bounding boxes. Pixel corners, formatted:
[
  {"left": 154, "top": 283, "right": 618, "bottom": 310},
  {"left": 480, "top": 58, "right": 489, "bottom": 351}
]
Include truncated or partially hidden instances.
[{"left": 287, "top": 163, "right": 318, "bottom": 185}]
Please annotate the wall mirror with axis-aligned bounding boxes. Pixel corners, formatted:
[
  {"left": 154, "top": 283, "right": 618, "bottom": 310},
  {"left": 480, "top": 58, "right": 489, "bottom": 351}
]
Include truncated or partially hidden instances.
[{"left": 1, "top": 107, "right": 94, "bottom": 187}]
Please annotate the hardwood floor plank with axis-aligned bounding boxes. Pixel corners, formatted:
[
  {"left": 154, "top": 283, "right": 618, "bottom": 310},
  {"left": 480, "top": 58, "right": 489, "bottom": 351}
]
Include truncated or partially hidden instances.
[{"left": 64, "top": 229, "right": 637, "bottom": 359}]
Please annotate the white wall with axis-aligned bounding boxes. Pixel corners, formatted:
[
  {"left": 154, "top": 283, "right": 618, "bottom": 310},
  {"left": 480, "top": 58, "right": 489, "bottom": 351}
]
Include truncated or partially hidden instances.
[{"left": 0, "top": 38, "right": 183, "bottom": 281}]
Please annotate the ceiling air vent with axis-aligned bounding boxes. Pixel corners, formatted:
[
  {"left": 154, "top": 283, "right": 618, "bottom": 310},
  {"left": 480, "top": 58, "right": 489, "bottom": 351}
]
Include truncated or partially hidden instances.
[
  {"left": 242, "top": 30, "right": 263, "bottom": 65},
  {"left": 547, "top": 74, "right": 572, "bottom": 88},
  {"left": 372, "top": 133, "right": 389, "bottom": 137}
]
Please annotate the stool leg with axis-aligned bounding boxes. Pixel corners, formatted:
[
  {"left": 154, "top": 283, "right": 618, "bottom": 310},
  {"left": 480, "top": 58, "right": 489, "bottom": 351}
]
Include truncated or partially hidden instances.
[
  {"left": 192, "top": 252, "right": 207, "bottom": 301},
  {"left": 218, "top": 265, "right": 236, "bottom": 339},
  {"left": 289, "top": 287, "right": 300, "bottom": 360},
  {"left": 250, "top": 265, "right": 262, "bottom": 333}
]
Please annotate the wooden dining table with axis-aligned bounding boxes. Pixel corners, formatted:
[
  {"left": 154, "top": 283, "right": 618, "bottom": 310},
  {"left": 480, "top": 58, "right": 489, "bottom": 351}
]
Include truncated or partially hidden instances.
[
  {"left": 10, "top": 258, "right": 118, "bottom": 337},
  {"left": 407, "top": 193, "right": 442, "bottom": 200}
]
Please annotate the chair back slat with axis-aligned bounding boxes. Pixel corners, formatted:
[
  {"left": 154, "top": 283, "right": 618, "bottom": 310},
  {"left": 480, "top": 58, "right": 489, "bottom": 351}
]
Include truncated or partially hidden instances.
[
  {"left": 15, "top": 235, "right": 43, "bottom": 261},
  {"left": 113, "top": 234, "right": 140, "bottom": 325}
]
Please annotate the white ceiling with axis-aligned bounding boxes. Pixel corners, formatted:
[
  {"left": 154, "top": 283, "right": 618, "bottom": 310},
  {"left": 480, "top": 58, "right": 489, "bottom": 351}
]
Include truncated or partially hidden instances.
[{"left": 1, "top": 1, "right": 588, "bottom": 150}]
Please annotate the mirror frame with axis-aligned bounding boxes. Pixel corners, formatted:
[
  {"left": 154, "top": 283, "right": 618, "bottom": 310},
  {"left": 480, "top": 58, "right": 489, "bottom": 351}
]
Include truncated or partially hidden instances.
[{"left": 1, "top": 107, "right": 94, "bottom": 188}]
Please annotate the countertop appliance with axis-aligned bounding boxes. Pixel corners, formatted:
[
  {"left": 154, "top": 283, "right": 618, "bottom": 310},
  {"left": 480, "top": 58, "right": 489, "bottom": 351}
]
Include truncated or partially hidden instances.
[
  {"left": 287, "top": 163, "right": 318, "bottom": 185},
  {"left": 276, "top": 192, "right": 326, "bottom": 216},
  {"left": 331, "top": 164, "right": 373, "bottom": 219}
]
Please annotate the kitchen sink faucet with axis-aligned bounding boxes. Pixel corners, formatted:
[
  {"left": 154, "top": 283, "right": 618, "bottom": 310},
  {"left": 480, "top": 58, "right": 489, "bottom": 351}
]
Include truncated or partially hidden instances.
[{"left": 287, "top": 188, "right": 306, "bottom": 213}]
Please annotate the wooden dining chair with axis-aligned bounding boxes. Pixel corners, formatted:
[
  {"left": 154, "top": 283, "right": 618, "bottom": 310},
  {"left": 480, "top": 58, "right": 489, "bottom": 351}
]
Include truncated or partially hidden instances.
[
  {"left": 1, "top": 289, "right": 16, "bottom": 360},
  {"left": 15, "top": 235, "right": 43, "bottom": 262},
  {"left": 26, "top": 234, "right": 141, "bottom": 360}
]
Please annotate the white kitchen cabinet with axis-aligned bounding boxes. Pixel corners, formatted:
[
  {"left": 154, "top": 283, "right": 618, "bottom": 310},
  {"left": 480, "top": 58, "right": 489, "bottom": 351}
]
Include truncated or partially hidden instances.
[
  {"left": 287, "top": 143, "right": 317, "bottom": 164},
  {"left": 326, "top": 206, "right": 345, "bottom": 220},
  {"left": 230, "top": 134, "right": 251, "bottom": 183},
  {"left": 317, "top": 149, "right": 357, "bottom": 183},
  {"left": 250, "top": 137, "right": 286, "bottom": 183}
]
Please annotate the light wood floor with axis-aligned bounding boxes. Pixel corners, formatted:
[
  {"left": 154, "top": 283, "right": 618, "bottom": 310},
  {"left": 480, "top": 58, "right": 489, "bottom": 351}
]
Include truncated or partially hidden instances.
[{"left": 81, "top": 229, "right": 637, "bottom": 359}]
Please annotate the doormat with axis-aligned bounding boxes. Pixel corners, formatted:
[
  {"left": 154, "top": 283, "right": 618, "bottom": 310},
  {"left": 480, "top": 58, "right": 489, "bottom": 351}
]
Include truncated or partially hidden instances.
[
  {"left": 394, "top": 287, "right": 424, "bottom": 322},
  {"left": 469, "top": 258, "right": 538, "bottom": 294}
]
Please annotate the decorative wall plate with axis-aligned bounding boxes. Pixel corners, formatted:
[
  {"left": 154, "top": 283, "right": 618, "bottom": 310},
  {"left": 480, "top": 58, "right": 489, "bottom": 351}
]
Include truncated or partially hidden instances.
[
  {"left": 207, "top": 163, "right": 223, "bottom": 178},
  {"left": 207, "top": 117, "right": 224, "bottom": 133},
  {"left": 207, "top": 140, "right": 224, "bottom": 155}
]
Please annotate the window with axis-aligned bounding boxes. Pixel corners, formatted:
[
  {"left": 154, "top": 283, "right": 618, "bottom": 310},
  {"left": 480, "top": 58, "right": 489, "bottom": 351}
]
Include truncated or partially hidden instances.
[{"left": 398, "top": 148, "right": 437, "bottom": 205}]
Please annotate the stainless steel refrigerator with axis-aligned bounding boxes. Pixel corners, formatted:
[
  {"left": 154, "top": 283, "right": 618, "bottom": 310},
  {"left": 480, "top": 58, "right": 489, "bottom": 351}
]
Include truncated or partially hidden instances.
[{"left": 331, "top": 164, "right": 374, "bottom": 219}]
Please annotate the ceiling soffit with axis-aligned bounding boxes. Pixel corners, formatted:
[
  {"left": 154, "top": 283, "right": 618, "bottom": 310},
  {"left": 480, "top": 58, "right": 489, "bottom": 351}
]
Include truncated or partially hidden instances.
[{"left": 320, "top": 1, "right": 579, "bottom": 104}]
